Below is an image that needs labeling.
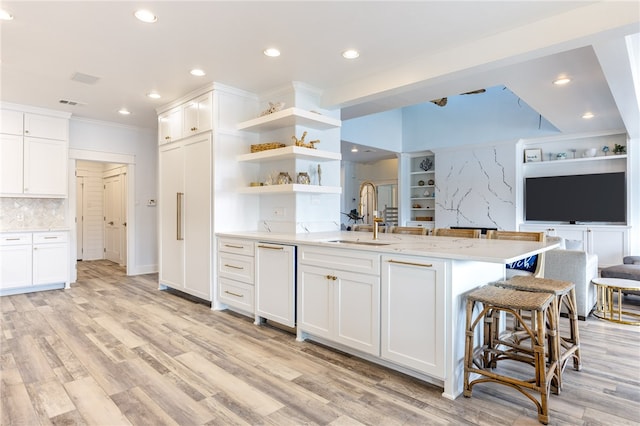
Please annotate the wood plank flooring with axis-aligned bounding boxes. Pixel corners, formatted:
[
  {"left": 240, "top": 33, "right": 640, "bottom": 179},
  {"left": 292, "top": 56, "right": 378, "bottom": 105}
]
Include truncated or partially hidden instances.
[{"left": 1, "top": 259, "right": 639, "bottom": 425}]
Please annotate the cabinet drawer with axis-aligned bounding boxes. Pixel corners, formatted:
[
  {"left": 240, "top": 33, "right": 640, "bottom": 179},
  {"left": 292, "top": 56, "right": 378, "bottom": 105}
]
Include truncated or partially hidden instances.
[
  {"left": 217, "top": 238, "right": 254, "bottom": 256},
  {"left": 33, "top": 232, "right": 68, "bottom": 244},
  {"left": 0, "top": 233, "right": 32, "bottom": 246},
  {"left": 218, "top": 252, "right": 254, "bottom": 284},
  {"left": 219, "top": 277, "right": 254, "bottom": 312},
  {"left": 298, "top": 245, "right": 380, "bottom": 275}
]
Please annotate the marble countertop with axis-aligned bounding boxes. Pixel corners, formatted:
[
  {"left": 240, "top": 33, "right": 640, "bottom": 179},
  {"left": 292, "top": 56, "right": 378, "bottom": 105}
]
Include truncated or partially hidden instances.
[{"left": 216, "top": 231, "right": 559, "bottom": 264}]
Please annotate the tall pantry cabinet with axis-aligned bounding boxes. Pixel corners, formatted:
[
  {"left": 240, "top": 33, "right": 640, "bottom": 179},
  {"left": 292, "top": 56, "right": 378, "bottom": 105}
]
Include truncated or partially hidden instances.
[{"left": 157, "top": 84, "right": 257, "bottom": 302}]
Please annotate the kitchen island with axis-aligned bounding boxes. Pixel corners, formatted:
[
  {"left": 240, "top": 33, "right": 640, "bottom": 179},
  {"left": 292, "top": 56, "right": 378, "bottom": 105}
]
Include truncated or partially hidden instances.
[{"left": 215, "top": 230, "right": 558, "bottom": 399}]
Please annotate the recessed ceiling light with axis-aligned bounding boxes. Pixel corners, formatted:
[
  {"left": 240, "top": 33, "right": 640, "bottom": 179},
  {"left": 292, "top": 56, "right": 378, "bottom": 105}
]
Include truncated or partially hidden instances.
[
  {"left": 118, "top": 109, "right": 131, "bottom": 115},
  {"left": 342, "top": 49, "right": 360, "bottom": 59},
  {"left": 147, "top": 92, "right": 161, "bottom": 99},
  {"left": 263, "top": 48, "right": 281, "bottom": 57},
  {"left": 351, "top": 146, "right": 358, "bottom": 153},
  {"left": 582, "top": 112, "right": 594, "bottom": 119},
  {"left": 0, "top": 9, "right": 14, "bottom": 20},
  {"left": 553, "top": 77, "right": 571, "bottom": 85},
  {"left": 190, "top": 69, "right": 206, "bottom": 77},
  {"left": 134, "top": 9, "right": 157, "bottom": 23}
]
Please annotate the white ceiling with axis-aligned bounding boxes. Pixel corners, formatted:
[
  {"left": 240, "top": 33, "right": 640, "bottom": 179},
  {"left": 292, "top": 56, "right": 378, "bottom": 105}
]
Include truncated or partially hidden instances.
[{"left": 1, "top": 1, "right": 639, "bottom": 162}]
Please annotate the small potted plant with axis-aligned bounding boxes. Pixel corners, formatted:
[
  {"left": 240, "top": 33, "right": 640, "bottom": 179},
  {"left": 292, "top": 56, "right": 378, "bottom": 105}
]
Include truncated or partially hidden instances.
[
  {"left": 613, "top": 144, "right": 626, "bottom": 155},
  {"left": 602, "top": 145, "right": 610, "bottom": 156}
]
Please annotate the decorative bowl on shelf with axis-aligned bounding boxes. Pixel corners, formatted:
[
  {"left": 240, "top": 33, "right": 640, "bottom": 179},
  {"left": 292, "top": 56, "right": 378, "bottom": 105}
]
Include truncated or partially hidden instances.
[{"left": 583, "top": 148, "right": 597, "bottom": 157}]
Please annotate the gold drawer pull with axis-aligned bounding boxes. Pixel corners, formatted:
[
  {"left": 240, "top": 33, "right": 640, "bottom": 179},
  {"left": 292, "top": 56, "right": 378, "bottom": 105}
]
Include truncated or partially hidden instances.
[
  {"left": 224, "top": 244, "right": 244, "bottom": 249},
  {"left": 258, "top": 245, "right": 283, "bottom": 250},
  {"left": 5, "top": 238, "right": 20, "bottom": 241},
  {"left": 388, "top": 259, "right": 433, "bottom": 268},
  {"left": 224, "top": 290, "right": 244, "bottom": 298},
  {"left": 44, "top": 236, "right": 58, "bottom": 239},
  {"left": 224, "top": 264, "right": 243, "bottom": 270}
]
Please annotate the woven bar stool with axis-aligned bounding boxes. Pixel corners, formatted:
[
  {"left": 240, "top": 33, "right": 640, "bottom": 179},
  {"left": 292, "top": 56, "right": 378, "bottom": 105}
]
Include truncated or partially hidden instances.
[
  {"left": 494, "top": 275, "right": 582, "bottom": 394},
  {"left": 464, "top": 285, "right": 558, "bottom": 425}
]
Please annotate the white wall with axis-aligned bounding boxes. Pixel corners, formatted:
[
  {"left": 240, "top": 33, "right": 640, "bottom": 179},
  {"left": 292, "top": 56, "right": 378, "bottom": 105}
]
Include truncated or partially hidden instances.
[
  {"left": 341, "top": 109, "right": 403, "bottom": 152},
  {"left": 69, "top": 118, "right": 157, "bottom": 274}
]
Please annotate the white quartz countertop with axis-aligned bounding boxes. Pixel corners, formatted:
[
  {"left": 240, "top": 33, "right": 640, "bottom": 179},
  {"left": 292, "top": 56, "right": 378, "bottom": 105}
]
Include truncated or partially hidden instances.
[{"left": 216, "top": 231, "right": 559, "bottom": 264}]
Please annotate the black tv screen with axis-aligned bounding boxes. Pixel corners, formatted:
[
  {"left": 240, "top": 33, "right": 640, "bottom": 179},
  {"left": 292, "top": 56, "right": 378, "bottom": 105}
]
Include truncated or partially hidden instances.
[{"left": 525, "top": 172, "right": 626, "bottom": 223}]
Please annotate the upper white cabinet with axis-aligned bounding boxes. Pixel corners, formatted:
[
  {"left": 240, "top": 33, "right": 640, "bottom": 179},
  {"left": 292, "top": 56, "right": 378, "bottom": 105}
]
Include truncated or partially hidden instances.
[
  {"left": 158, "top": 107, "right": 183, "bottom": 145},
  {"left": 0, "top": 107, "right": 69, "bottom": 197},
  {"left": 183, "top": 92, "right": 213, "bottom": 137},
  {"left": 158, "top": 92, "right": 214, "bottom": 144}
]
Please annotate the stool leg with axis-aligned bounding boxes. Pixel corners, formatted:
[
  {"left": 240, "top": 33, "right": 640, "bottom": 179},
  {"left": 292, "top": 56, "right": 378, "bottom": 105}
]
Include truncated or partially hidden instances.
[
  {"left": 565, "top": 288, "right": 582, "bottom": 371},
  {"left": 536, "top": 308, "right": 551, "bottom": 425},
  {"left": 463, "top": 298, "right": 475, "bottom": 397}
]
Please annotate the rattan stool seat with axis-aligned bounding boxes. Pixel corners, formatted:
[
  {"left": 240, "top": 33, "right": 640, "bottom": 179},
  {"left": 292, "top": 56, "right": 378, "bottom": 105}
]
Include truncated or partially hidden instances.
[
  {"left": 497, "top": 275, "right": 573, "bottom": 295},
  {"left": 467, "top": 284, "right": 554, "bottom": 310}
]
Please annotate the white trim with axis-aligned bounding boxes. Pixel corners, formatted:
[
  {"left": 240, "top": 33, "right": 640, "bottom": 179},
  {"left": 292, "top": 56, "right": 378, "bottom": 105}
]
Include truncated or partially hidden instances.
[
  {"left": 0, "top": 102, "right": 71, "bottom": 118},
  {"left": 69, "top": 148, "right": 134, "bottom": 164}
]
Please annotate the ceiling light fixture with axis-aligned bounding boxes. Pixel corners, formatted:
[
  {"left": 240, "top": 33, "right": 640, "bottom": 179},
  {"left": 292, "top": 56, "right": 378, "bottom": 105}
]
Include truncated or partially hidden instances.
[
  {"left": 147, "top": 92, "right": 161, "bottom": 99},
  {"left": 342, "top": 49, "right": 360, "bottom": 59},
  {"left": 351, "top": 146, "right": 358, "bottom": 153},
  {"left": 190, "top": 69, "right": 206, "bottom": 77},
  {"left": 263, "top": 48, "right": 281, "bottom": 57},
  {"left": 582, "top": 112, "right": 594, "bottom": 119},
  {"left": 134, "top": 9, "right": 157, "bottom": 23},
  {"left": 0, "top": 9, "right": 14, "bottom": 20},
  {"left": 118, "top": 109, "right": 131, "bottom": 115},
  {"left": 553, "top": 77, "right": 571, "bottom": 85}
]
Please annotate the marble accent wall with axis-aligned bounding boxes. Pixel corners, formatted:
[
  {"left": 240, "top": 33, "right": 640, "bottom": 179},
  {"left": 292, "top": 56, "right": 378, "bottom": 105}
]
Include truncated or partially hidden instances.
[
  {"left": 435, "top": 143, "right": 516, "bottom": 230},
  {"left": 0, "top": 198, "right": 67, "bottom": 230}
]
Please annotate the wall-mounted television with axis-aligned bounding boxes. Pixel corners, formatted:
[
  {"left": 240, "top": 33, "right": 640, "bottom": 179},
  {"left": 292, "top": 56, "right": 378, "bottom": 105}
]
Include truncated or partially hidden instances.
[{"left": 525, "top": 172, "right": 626, "bottom": 223}]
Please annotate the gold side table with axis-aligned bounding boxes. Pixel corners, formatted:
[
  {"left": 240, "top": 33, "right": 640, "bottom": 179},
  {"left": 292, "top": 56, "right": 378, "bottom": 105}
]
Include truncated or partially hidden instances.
[{"left": 592, "top": 277, "right": 640, "bottom": 325}]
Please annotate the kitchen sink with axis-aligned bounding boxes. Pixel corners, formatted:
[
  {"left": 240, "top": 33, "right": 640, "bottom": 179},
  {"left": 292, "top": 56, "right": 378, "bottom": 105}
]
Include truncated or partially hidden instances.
[{"left": 326, "top": 239, "right": 390, "bottom": 246}]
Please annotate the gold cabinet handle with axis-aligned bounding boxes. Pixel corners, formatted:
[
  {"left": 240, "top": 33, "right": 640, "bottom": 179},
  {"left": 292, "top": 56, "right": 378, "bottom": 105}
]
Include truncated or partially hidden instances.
[
  {"left": 258, "top": 245, "right": 284, "bottom": 250},
  {"left": 191, "top": 127, "right": 197, "bottom": 131},
  {"left": 176, "top": 192, "right": 184, "bottom": 241},
  {"left": 224, "top": 290, "right": 243, "bottom": 298},
  {"left": 387, "top": 259, "right": 433, "bottom": 268},
  {"left": 224, "top": 264, "right": 244, "bottom": 270},
  {"left": 325, "top": 275, "right": 337, "bottom": 281},
  {"left": 165, "top": 136, "right": 171, "bottom": 140},
  {"left": 224, "top": 244, "right": 244, "bottom": 249}
]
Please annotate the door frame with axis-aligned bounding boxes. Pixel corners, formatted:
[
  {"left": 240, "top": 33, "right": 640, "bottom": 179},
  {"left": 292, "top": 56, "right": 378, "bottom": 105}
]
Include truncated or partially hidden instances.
[{"left": 68, "top": 149, "right": 135, "bottom": 282}]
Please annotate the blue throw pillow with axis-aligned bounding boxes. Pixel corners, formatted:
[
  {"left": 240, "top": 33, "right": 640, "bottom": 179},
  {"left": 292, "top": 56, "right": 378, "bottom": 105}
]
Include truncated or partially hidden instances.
[{"left": 506, "top": 255, "right": 538, "bottom": 273}]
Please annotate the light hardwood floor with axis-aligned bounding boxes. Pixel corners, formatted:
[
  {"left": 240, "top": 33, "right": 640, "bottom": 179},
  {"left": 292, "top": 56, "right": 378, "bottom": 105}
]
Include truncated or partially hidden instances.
[{"left": 1, "top": 260, "right": 639, "bottom": 425}]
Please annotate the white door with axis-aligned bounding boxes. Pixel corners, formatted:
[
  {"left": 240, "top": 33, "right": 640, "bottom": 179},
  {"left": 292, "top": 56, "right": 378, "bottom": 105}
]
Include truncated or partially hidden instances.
[
  {"left": 104, "top": 175, "right": 122, "bottom": 263},
  {"left": 159, "top": 143, "right": 185, "bottom": 288},
  {"left": 76, "top": 177, "right": 84, "bottom": 260}
]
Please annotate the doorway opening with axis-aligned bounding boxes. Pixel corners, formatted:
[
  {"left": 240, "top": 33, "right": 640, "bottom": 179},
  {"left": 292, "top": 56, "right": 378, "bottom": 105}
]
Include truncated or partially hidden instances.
[{"left": 76, "top": 160, "right": 127, "bottom": 266}]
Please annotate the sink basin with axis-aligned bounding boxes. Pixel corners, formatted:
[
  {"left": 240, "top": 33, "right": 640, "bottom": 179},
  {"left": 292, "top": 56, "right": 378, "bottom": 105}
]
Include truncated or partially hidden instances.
[{"left": 326, "top": 239, "right": 390, "bottom": 246}]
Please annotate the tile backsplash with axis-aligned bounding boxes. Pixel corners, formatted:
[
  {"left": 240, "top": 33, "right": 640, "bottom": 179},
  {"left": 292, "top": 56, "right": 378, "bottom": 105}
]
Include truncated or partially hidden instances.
[{"left": 0, "top": 197, "right": 67, "bottom": 230}]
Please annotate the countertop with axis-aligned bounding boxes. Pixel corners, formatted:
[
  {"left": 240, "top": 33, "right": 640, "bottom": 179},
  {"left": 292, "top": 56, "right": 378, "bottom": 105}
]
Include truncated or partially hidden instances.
[
  {"left": 216, "top": 231, "right": 559, "bottom": 264},
  {"left": 1, "top": 228, "right": 70, "bottom": 233}
]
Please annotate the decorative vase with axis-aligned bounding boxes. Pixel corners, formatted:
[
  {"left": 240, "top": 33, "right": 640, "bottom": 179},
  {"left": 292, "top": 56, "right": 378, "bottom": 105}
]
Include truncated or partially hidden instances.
[
  {"left": 277, "top": 172, "right": 292, "bottom": 185},
  {"left": 296, "top": 172, "right": 310, "bottom": 184}
]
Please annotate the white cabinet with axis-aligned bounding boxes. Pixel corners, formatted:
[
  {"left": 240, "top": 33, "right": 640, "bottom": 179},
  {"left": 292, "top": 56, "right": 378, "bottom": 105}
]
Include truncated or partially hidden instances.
[
  {"left": 381, "top": 255, "right": 446, "bottom": 378},
  {"left": 32, "top": 232, "right": 69, "bottom": 285},
  {"left": 159, "top": 133, "right": 212, "bottom": 301},
  {"left": 0, "top": 108, "right": 69, "bottom": 197},
  {"left": 0, "top": 233, "right": 32, "bottom": 290},
  {"left": 158, "top": 107, "right": 183, "bottom": 145},
  {"left": 183, "top": 92, "right": 213, "bottom": 137},
  {"left": 297, "top": 245, "right": 380, "bottom": 356},
  {"left": 0, "top": 231, "right": 69, "bottom": 294},
  {"left": 217, "top": 237, "right": 255, "bottom": 314},
  {"left": 255, "top": 242, "right": 295, "bottom": 327},
  {"left": 520, "top": 224, "right": 629, "bottom": 268}
]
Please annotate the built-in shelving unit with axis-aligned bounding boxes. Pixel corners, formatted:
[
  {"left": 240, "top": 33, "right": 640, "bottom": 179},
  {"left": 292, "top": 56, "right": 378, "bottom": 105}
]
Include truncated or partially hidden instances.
[
  {"left": 523, "top": 154, "right": 626, "bottom": 168},
  {"left": 237, "top": 107, "right": 341, "bottom": 132},
  {"left": 237, "top": 183, "right": 341, "bottom": 194},
  {"left": 407, "top": 152, "right": 436, "bottom": 226}
]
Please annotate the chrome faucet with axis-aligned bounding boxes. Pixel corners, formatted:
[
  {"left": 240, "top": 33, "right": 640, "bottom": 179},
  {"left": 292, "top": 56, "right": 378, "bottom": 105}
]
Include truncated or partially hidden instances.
[{"left": 373, "top": 217, "right": 384, "bottom": 240}]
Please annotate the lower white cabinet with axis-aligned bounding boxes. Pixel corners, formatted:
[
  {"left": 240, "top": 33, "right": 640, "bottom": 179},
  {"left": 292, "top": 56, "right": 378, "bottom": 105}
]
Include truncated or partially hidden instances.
[
  {"left": 0, "top": 233, "right": 32, "bottom": 290},
  {"left": 520, "top": 224, "right": 629, "bottom": 268},
  {"left": 0, "top": 231, "right": 69, "bottom": 294},
  {"left": 297, "top": 246, "right": 380, "bottom": 356},
  {"left": 255, "top": 242, "right": 295, "bottom": 327},
  {"left": 381, "top": 255, "right": 446, "bottom": 378},
  {"left": 217, "top": 238, "right": 255, "bottom": 314}
]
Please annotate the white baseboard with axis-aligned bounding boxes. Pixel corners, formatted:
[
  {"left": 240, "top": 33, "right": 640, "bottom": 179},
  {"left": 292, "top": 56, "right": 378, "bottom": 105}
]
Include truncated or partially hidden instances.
[{"left": 129, "top": 264, "right": 158, "bottom": 275}]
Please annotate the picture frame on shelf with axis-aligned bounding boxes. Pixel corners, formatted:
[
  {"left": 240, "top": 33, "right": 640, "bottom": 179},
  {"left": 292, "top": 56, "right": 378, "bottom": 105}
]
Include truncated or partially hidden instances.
[{"left": 524, "top": 148, "right": 542, "bottom": 163}]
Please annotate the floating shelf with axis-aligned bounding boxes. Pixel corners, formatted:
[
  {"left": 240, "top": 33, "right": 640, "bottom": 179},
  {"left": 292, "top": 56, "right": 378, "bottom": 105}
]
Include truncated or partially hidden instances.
[
  {"left": 237, "top": 145, "right": 341, "bottom": 163},
  {"left": 237, "top": 107, "right": 341, "bottom": 132},
  {"left": 523, "top": 154, "right": 627, "bottom": 167},
  {"left": 410, "top": 170, "right": 435, "bottom": 175},
  {"left": 237, "top": 184, "right": 342, "bottom": 195}
]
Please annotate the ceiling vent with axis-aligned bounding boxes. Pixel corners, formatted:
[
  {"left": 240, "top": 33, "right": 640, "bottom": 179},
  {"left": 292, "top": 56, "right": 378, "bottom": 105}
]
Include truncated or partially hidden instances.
[
  {"left": 71, "top": 72, "right": 100, "bottom": 85},
  {"left": 59, "top": 99, "right": 86, "bottom": 106}
]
